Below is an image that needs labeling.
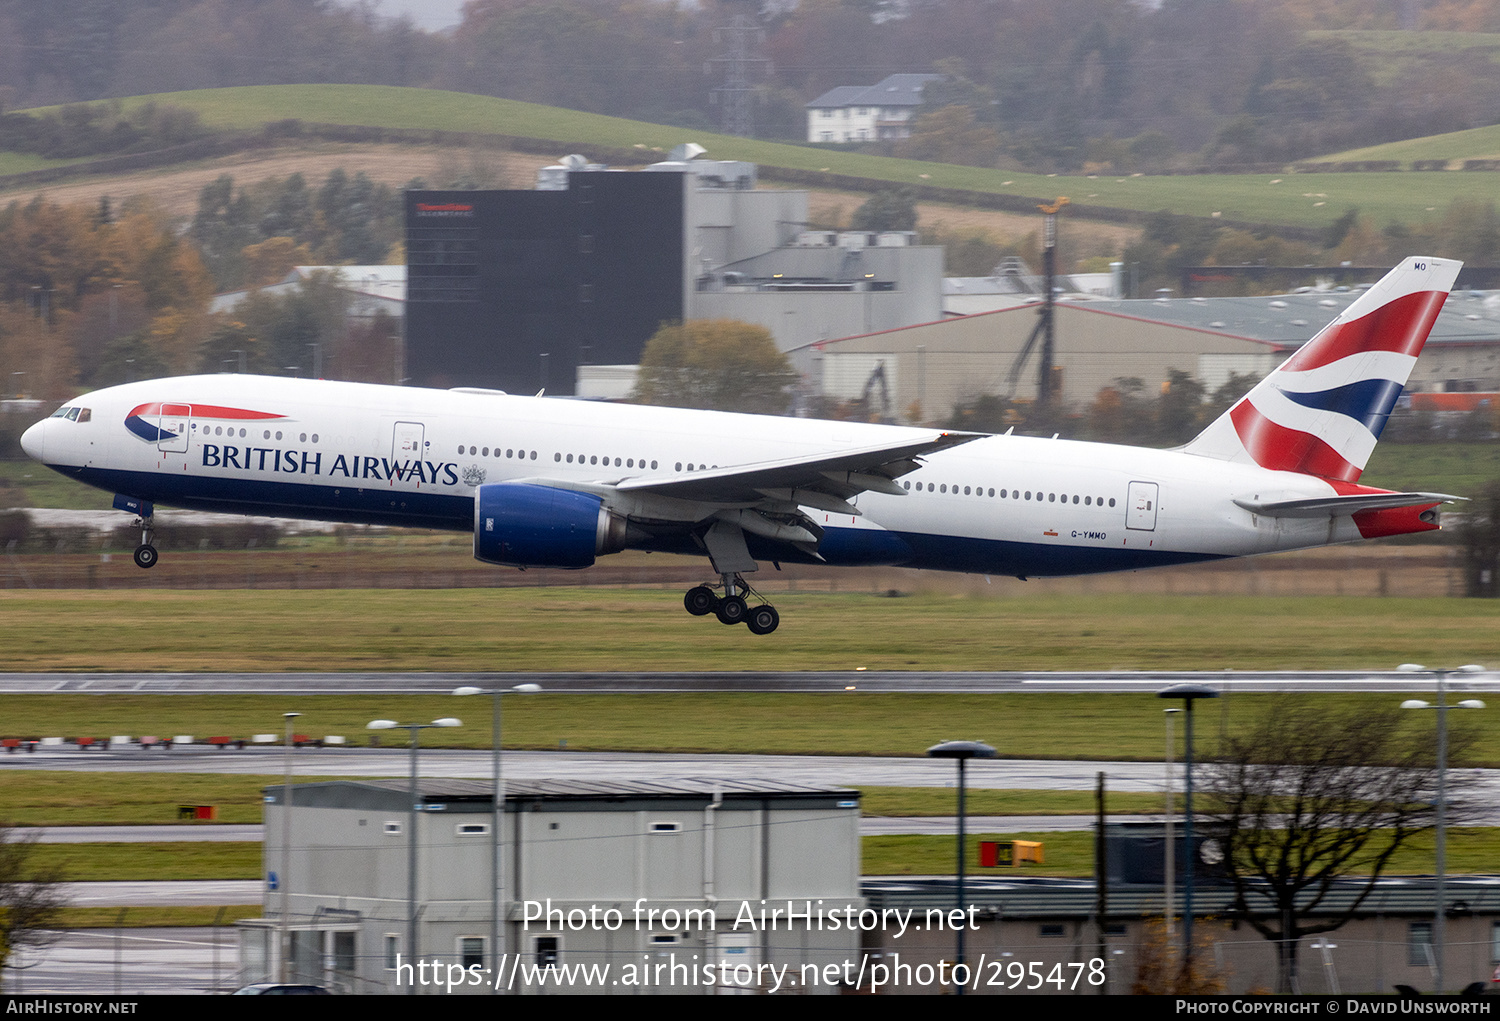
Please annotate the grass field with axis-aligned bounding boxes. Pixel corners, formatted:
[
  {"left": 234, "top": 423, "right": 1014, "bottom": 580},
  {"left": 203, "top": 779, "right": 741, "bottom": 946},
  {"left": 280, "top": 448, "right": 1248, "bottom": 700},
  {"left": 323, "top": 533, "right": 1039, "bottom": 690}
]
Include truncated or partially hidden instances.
[
  {"left": 1332, "top": 124, "right": 1500, "bottom": 164},
  {"left": 0, "top": 772, "right": 312, "bottom": 826},
  {"left": 20, "top": 828, "right": 1497, "bottom": 880},
  {"left": 1361, "top": 443, "right": 1500, "bottom": 496},
  {"left": 30, "top": 841, "right": 261, "bottom": 881},
  {"left": 0, "top": 152, "right": 83, "bottom": 176},
  {"left": 0, "top": 689, "right": 1491, "bottom": 762},
  {"left": 12, "top": 84, "right": 1488, "bottom": 232},
  {"left": 53, "top": 905, "right": 260, "bottom": 928},
  {"left": 0, "top": 773, "right": 1174, "bottom": 825},
  {"left": 0, "top": 461, "right": 114, "bottom": 510},
  {"left": 1, "top": 588, "right": 1496, "bottom": 674}
]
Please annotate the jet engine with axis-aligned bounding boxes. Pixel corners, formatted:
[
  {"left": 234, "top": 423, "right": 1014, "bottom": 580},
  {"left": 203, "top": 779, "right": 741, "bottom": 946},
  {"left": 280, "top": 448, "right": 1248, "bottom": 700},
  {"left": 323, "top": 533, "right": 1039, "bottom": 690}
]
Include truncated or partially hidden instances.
[{"left": 473, "top": 482, "right": 628, "bottom": 569}]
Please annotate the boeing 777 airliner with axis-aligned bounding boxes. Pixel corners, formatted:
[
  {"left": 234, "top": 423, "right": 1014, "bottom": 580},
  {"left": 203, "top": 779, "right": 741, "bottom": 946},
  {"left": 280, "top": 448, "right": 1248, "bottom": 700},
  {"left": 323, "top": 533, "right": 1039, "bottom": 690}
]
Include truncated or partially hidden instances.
[{"left": 20, "top": 257, "right": 1462, "bottom": 635}]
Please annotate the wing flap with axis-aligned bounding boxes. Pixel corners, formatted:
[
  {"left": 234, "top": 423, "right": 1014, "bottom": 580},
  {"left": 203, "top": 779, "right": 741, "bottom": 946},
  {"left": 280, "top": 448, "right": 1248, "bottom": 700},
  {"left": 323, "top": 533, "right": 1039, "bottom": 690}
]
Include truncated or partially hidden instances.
[{"left": 613, "top": 431, "right": 980, "bottom": 504}]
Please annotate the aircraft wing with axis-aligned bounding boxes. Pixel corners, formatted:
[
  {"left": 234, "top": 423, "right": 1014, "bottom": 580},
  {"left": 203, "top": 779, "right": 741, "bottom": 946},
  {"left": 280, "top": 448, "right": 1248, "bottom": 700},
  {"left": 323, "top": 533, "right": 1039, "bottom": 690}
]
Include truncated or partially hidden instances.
[
  {"left": 1234, "top": 491, "right": 1462, "bottom": 518},
  {"left": 613, "top": 431, "right": 981, "bottom": 507}
]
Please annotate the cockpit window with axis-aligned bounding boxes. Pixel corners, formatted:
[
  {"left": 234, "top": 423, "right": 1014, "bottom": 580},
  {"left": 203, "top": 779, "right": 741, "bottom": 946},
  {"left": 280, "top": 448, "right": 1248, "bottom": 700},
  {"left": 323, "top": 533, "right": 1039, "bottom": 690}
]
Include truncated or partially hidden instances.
[{"left": 46, "top": 406, "right": 90, "bottom": 422}]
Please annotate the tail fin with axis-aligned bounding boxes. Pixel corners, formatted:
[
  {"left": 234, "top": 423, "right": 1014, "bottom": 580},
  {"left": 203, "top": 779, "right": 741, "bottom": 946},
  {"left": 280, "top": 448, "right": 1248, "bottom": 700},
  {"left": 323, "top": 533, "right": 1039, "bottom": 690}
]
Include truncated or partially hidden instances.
[{"left": 1183, "top": 256, "right": 1461, "bottom": 482}]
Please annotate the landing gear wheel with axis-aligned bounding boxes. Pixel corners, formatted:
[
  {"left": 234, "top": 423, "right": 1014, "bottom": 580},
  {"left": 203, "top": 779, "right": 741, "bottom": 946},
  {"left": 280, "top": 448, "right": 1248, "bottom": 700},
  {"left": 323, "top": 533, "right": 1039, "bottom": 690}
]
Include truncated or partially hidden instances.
[
  {"left": 746, "top": 604, "right": 780, "bottom": 635},
  {"left": 133, "top": 544, "right": 159, "bottom": 569},
  {"left": 684, "top": 586, "right": 719, "bottom": 616},
  {"left": 715, "top": 594, "right": 747, "bottom": 626}
]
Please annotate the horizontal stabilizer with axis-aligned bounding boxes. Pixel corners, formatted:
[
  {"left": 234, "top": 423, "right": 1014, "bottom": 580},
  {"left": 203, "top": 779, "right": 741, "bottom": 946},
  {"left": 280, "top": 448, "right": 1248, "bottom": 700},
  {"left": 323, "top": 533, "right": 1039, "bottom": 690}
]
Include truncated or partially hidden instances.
[{"left": 1234, "top": 491, "right": 1461, "bottom": 518}]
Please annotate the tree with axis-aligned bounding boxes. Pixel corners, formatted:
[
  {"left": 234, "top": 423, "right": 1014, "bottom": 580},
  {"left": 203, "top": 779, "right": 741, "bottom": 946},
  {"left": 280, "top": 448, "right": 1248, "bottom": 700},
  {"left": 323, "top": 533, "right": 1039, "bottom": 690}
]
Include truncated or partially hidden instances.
[
  {"left": 1201, "top": 700, "right": 1472, "bottom": 994},
  {"left": 0, "top": 825, "right": 68, "bottom": 986},
  {"left": 1458, "top": 481, "right": 1500, "bottom": 597},
  {"left": 895, "top": 105, "right": 1000, "bottom": 167},
  {"left": 631, "top": 319, "right": 798, "bottom": 415},
  {"left": 1156, "top": 368, "right": 1206, "bottom": 444},
  {"left": 850, "top": 188, "right": 917, "bottom": 233}
]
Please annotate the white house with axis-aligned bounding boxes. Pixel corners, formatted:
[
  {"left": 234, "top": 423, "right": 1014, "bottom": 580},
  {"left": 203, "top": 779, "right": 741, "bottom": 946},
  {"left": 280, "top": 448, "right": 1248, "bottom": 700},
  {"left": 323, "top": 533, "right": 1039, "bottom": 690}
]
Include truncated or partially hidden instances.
[{"left": 805, "top": 73, "right": 941, "bottom": 143}]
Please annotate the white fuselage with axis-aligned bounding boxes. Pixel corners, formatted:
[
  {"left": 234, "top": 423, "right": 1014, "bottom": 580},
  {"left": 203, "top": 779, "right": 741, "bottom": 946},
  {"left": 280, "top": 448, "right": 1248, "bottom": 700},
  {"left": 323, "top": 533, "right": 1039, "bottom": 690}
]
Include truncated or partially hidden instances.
[{"left": 22, "top": 375, "right": 1369, "bottom": 578}]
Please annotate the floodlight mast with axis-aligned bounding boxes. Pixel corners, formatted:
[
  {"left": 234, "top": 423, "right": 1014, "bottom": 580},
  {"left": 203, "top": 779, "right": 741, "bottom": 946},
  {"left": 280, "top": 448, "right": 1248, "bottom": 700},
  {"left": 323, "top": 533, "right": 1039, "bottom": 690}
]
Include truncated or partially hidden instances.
[
  {"left": 366, "top": 717, "right": 463, "bottom": 994},
  {"left": 453, "top": 683, "right": 541, "bottom": 992},
  {"left": 1398, "top": 663, "right": 1485, "bottom": 992},
  {"left": 927, "top": 739, "right": 997, "bottom": 994},
  {"left": 1157, "top": 684, "right": 1219, "bottom": 982}
]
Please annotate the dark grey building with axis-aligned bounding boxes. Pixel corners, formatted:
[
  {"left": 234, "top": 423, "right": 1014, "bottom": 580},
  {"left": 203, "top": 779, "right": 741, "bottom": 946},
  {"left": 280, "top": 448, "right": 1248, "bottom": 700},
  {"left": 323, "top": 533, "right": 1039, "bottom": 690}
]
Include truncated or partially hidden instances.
[{"left": 406, "top": 175, "right": 684, "bottom": 395}]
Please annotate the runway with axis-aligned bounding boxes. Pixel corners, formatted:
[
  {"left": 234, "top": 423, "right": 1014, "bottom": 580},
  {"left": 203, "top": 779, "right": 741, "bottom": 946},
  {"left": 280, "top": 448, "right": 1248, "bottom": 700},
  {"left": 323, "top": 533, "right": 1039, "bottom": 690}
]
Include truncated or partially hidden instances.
[{"left": 0, "top": 669, "right": 1494, "bottom": 694}]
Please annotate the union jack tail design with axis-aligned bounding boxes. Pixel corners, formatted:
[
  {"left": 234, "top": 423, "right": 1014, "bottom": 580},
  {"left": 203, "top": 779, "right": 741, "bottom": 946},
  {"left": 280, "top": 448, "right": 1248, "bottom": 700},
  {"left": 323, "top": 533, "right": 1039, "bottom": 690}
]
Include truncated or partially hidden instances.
[{"left": 1184, "top": 256, "right": 1462, "bottom": 482}]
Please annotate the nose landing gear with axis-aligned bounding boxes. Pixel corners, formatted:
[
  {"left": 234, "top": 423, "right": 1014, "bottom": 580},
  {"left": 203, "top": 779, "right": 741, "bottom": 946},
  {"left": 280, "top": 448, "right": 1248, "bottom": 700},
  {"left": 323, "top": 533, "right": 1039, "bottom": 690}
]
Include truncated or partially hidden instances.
[
  {"left": 682, "top": 574, "right": 779, "bottom": 634},
  {"left": 132, "top": 513, "right": 158, "bottom": 569}
]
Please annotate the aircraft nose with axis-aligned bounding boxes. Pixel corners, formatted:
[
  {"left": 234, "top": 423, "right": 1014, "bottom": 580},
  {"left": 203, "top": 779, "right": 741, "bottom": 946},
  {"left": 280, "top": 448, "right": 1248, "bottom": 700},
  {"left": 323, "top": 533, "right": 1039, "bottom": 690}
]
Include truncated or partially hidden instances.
[{"left": 19, "top": 420, "right": 45, "bottom": 462}]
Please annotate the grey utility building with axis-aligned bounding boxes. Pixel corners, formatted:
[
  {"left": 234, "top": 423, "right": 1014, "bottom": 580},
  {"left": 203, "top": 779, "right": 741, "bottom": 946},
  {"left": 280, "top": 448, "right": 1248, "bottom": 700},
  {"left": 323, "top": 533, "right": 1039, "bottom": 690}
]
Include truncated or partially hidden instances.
[
  {"left": 239, "top": 778, "right": 862, "bottom": 995},
  {"left": 405, "top": 151, "right": 943, "bottom": 397}
]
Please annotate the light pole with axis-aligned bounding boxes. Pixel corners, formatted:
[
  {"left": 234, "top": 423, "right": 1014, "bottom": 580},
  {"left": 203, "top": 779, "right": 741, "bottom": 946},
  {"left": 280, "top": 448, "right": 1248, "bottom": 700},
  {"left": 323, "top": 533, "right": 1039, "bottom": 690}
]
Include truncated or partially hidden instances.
[
  {"left": 1163, "top": 707, "right": 1182, "bottom": 944},
  {"left": 927, "top": 740, "right": 996, "bottom": 994},
  {"left": 367, "top": 716, "right": 463, "bottom": 994},
  {"left": 453, "top": 683, "right": 541, "bottom": 991},
  {"left": 1157, "top": 684, "right": 1219, "bottom": 982},
  {"left": 1398, "top": 662, "right": 1486, "bottom": 993},
  {"left": 279, "top": 711, "right": 301, "bottom": 983}
]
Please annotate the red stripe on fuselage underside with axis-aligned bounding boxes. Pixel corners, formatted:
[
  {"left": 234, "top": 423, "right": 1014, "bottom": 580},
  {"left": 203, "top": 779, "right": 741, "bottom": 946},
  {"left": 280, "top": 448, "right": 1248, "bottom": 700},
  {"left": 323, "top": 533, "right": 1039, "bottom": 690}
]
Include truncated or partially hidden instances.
[
  {"left": 128, "top": 403, "right": 284, "bottom": 420},
  {"left": 1281, "top": 290, "right": 1447, "bottom": 372},
  {"left": 1229, "top": 401, "right": 1361, "bottom": 481}
]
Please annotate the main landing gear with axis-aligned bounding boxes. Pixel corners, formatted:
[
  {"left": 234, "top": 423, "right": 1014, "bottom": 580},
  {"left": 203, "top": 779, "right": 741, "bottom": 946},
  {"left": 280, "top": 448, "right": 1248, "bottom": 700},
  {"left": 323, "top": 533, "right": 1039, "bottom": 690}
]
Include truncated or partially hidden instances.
[
  {"left": 133, "top": 513, "right": 158, "bottom": 569},
  {"left": 683, "top": 575, "right": 780, "bottom": 635}
]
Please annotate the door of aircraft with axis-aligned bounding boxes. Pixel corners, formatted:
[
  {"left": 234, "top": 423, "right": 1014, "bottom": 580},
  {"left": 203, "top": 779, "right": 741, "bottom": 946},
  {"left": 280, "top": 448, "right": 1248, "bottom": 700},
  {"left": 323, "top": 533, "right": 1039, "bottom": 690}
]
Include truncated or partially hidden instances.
[
  {"left": 392, "top": 421, "right": 425, "bottom": 461},
  {"left": 157, "top": 404, "right": 191, "bottom": 454},
  {"left": 1126, "top": 481, "right": 1159, "bottom": 531}
]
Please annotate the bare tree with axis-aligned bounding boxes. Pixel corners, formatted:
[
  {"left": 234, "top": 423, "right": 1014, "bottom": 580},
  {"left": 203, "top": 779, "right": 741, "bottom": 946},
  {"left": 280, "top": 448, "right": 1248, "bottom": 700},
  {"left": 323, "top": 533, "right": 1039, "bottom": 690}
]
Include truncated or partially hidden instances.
[
  {"left": 1201, "top": 701, "right": 1471, "bottom": 994},
  {"left": 0, "top": 826, "right": 69, "bottom": 988}
]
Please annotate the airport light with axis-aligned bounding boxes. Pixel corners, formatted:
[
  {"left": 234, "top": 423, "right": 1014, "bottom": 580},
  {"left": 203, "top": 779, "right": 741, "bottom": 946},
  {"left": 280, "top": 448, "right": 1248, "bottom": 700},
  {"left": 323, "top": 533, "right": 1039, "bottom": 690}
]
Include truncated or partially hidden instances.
[
  {"left": 927, "top": 739, "right": 996, "bottom": 995},
  {"left": 1398, "top": 662, "right": 1486, "bottom": 993},
  {"left": 1157, "top": 684, "right": 1219, "bottom": 980},
  {"left": 367, "top": 716, "right": 464, "bottom": 994},
  {"left": 453, "top": 683, "right": 541, "bottom": 993},
  {"left": 278, "top": 711, "right": 301, "bottom": 984}
]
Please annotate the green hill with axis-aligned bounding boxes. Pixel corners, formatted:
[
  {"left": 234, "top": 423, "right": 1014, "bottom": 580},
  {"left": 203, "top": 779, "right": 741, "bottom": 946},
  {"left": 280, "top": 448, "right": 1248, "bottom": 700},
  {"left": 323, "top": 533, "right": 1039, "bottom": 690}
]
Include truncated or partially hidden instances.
[
  {"left": 1328, "top": 123, "right": 1500, "bottom": 164},
  {"left": 15, "top": 84, "right": 1500, "bottom": 232}
]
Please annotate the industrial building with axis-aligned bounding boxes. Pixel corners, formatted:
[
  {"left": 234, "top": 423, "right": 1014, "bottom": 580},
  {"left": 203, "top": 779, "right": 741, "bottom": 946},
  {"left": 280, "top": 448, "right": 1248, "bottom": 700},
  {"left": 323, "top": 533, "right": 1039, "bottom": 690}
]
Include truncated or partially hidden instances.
[
  {"left": 861, "top": 874, "right": 1500, "bottom": 995},
  {"left": 803, "top": 287, "right": 1500, "bottom": 422},
  {"left": 238, "top": 781, "right": 1500, "bottom": 995},
  {"left": 238, "top": 778, "right": 862, "bottom": 995},
  {"left": 403, "top": 150, "right": 942, "bottom": 397}
]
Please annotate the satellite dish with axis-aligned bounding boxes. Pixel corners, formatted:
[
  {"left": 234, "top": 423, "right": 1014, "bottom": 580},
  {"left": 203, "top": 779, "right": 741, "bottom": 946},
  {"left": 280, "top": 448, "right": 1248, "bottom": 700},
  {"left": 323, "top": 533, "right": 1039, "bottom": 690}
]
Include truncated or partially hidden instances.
[{"left": 668, "top": 143, "right": 707, "bottom": 162}]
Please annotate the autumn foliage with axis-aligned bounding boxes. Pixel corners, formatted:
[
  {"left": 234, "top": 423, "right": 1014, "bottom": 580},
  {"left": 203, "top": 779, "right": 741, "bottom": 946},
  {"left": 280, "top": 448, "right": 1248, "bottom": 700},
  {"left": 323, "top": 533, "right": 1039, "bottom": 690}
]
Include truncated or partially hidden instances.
[{"left": 632, "top": 319, "right": 798, "bottom": 416}]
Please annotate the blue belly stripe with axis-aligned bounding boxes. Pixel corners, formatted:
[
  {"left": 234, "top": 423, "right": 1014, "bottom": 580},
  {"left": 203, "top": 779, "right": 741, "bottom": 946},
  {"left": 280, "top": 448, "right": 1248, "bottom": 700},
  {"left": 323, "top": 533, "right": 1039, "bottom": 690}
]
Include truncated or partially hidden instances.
[{"left": 54, "top": 465, "right": 1224, "bottom": 578}]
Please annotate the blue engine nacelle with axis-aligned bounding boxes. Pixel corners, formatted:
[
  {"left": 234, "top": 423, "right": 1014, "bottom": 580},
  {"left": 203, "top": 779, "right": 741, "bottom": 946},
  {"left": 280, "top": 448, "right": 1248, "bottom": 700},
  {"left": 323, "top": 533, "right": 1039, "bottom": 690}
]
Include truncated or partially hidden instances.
[{"left": 473, "top": 483, "right": 627, "bottom": 569}]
